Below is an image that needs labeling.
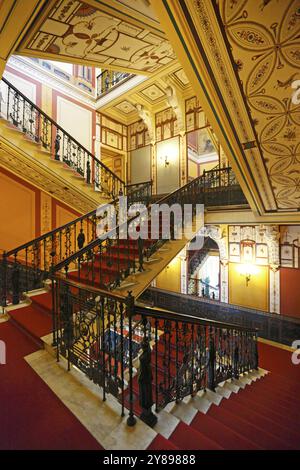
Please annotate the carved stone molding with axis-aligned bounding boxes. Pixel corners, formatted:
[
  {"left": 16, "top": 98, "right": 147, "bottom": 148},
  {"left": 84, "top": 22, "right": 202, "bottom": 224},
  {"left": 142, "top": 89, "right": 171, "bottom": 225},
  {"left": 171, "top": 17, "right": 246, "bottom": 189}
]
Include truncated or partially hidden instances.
[
  {"left": 165, "top": 83, "right": 184, "bottom": 132},
  {"left": 135, "top": 103, "right": 155, "bottom": 142}
]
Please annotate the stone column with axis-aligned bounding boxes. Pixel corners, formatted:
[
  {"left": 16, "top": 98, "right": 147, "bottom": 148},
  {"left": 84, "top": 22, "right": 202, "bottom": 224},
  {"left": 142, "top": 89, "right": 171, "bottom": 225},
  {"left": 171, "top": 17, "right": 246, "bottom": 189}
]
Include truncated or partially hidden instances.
[{"left": 220, "top": 259, "right": 229, "bottom": 303}]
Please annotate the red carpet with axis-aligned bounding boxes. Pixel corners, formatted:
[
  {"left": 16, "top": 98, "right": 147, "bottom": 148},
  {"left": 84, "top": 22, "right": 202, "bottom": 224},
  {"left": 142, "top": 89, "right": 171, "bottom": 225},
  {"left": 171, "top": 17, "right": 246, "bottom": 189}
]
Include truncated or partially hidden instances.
[
  {"left": 9, "top": 304, "right": 52, "bottom": 344},
  {"left": 148, "top": 341, "right": 300, "bottom": 450},
  {"left": 0, "top": 320, "right": 103, "bottom": 450}
]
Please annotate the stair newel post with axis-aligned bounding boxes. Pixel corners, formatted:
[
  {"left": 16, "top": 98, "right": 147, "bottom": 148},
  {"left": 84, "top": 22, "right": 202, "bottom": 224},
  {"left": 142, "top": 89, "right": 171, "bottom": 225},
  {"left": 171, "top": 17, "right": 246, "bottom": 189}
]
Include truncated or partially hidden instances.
[
  {"left": 154, "top": 319, "right": 159, "bottom": 412},
  {"left": 63, "top": 282, "right": 72, "bottom": 372},
  {"left": 254, "top": 331, "right": 259, "bottom": 370},
  {"left": 208, "top": 326, "right": 216, "bottom": 392},
  {"left": 233, "top": 330, "right": 240, "bottom": 379},
  {"left": 126, "top": 291, "right": 137, "bottom": 427},
  {"left": 138, "top": 315, "right": 158, "bottom": 427},
  {"left": 1, "top": 252, "right": 7, "bottom": 309},
  {"left": 11, "top": 260, "right": 20, "bottom": 305},
  {"left": 51, "top": 277, "right": 57, "bottom": 347},
  {"left": 100, "top": 296, "right": 106, "bottom": 403}
]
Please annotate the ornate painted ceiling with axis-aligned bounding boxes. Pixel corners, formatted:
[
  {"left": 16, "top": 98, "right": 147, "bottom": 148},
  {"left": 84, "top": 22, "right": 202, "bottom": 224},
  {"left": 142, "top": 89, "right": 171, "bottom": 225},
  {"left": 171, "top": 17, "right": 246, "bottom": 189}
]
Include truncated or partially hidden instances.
[
  {"left": 15, "top": 0, "right": 176, "bottom": 74},
  {"left": 218, "top": 0, "right": 300, "bottom": 210},
  {"left": 98, "top": 65, "right": 192, "bottom": 122}
]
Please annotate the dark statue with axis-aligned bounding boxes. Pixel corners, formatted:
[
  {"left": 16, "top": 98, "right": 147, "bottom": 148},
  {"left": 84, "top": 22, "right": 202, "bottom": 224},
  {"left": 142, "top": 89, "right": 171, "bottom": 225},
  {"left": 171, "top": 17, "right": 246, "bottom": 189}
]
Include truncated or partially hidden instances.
[
  {"left": 54, "top": 134, "right": 61, "bottom": 161},
  {"left": 11, "top": 264, "right": 20, "bottom": 305},
  {"left": 77, "top": 229, "right": 85, "bottom": 250},
  {"left": 138, "top": 338, "right": 157, "bottom": 427},
  {"left": 86, "top": 160, "right": 91, "bottom": 184}
]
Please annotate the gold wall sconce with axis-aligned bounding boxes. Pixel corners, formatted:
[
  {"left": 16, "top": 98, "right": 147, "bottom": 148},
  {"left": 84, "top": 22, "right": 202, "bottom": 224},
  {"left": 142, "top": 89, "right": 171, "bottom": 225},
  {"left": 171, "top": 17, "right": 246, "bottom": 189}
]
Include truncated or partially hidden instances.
[{"left": 237, "top": 263, "right": 259, "bottom": 287}]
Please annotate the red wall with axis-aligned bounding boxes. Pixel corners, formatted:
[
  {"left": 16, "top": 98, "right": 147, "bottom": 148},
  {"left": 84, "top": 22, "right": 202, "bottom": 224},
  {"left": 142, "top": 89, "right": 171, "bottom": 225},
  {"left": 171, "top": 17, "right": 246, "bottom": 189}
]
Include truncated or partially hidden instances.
[{"left": 280, "top": 267, "right": 300, "bottom": 319}]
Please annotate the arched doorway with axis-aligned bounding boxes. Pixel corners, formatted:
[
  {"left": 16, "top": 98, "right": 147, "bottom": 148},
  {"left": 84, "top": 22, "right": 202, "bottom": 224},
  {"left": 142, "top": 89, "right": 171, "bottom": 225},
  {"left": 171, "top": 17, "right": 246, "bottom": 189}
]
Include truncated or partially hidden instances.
[{"left": 187, "top": 237, "right": 220, "bottom": 300}]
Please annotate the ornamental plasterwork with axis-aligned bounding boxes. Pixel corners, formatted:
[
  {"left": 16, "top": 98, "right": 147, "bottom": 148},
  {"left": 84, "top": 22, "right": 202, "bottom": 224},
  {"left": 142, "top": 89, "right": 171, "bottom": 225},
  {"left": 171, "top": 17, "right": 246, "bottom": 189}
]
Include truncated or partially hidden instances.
[
  {"left": 17, "top": 0, "right": 176, "bottom": 74},
  {"left": 218, "top": 0, "right": 300, "bottom": 210}
]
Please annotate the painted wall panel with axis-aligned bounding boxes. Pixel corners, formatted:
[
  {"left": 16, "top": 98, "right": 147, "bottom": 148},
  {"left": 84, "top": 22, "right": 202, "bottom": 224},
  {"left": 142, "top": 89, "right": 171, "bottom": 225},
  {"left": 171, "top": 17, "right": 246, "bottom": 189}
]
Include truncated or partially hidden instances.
[
  {"left": 156, "top": 136, "right": 180, "bottom": 194},
  {"left": 156, "top": 257, "right": 181, "bottom": 293},
  {"left": 280, "top": 268, "right": 300, "bottom": 318},
  {"left": 229, "top": 263, "right": 269, "bottom": 312},
  {"left": 56, "top": 96, "right": 92, "bottom": 151},
  {"left": 4, "top": 70, "right": 37, "bottom": 103},
  {"left": 130, "top": 145, "right": 151, "bottom": 184},
  {"left": 0, "top": 171, "right": 35, "bottom": 251}
]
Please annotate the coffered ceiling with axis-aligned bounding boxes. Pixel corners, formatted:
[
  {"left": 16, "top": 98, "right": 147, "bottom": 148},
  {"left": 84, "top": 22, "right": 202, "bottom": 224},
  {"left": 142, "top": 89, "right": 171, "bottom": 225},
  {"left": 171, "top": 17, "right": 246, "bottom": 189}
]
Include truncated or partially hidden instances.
[
  {"left": 97, "top": 63, "right": 193, "bottom": 123},
  {"left": 15, "top": 0, "right": 177, "bottom": 74}
]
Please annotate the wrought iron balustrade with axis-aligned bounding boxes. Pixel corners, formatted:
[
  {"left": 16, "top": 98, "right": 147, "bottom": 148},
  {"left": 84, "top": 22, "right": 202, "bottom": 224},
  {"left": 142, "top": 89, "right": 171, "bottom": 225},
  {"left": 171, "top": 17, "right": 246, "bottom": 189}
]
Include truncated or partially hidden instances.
[
  {"left": 52, "top": 167, "right": 247, "bottom": 291},
  {"left": 126, "top": 180, "right": 152, "bottom": 207},
  {"left": 53, "top": 277, "right": 258, "bottom": 426},
  {"left": 188, "top": 277, "right": 220, "bottom": 300},
  {"left": 96, "top": 70, "right": 133, "bottom": 97},
  {"left": 0, "top": 199, "right": 120, "bottom": 306},
  {"left": 0, "top": 77, "right": 125, "bottom": 199},
  {"left": 0, "top": 180, "right": 154, "bottom": 306},
  {"left": 187, "top": 237, "right": 218, "bottom": 276}
]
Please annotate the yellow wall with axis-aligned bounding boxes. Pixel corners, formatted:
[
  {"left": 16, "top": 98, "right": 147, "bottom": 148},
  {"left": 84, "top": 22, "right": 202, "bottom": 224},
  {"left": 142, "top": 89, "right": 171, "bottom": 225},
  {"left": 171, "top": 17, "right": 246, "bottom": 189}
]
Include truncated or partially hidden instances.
[
  {"left": 0, "top": 171, "right": 36, "bottom": 251},
  {"left": 229, "top": 262, "right": 269, "bottom": 311},
  {"left": 0, "top": 167, "right": 81, "bottom": 253},
  {"left": 156, "top": 257, "right": 181, "bottom": 293},
  {"left": 188, "top": 160, "right": 198, "bottom": 179},
  {"left": 201, "top": 160, "right": 219, "bottom": 174},
  {"left": 41, "top": 84, "right": 53, "bottom": 116}
]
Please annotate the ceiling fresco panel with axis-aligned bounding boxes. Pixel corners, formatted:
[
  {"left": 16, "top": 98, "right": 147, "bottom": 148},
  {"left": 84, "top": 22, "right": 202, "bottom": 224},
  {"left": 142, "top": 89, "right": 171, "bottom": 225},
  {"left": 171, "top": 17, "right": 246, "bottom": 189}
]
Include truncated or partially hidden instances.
[
  {"left": 218, "top": 0, "right": 300, "bottom": 210},
  {"left": 17, "top": 0, "right": 176, "bottom": 74}
]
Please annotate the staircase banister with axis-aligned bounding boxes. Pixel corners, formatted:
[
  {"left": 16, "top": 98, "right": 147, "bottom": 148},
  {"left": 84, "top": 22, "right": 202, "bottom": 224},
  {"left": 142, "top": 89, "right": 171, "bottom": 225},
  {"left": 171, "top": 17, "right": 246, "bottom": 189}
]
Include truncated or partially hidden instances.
[
  {"left": 4, "top": 207, "right": 100, "bottom": 258},
  {"left": 51, "top": 167, "right": 243, "bottom": 276},
  {"left": 53, "top": 274, "right": 127, "bottom": 302},
  {"left": 189, "top": 277, "right": 219, "bottom": 291},
  {"left": 126, "top": 180, "right": 152, "bottom": 189},
  {"left": 134, "top": 304, "right": 258, "bottom": 333},
  {"left": 51, "top": 213, "right": 136, "bottom": 273},
  {"left": 1, "top": 77, "right": 125, "bottom": 186}
]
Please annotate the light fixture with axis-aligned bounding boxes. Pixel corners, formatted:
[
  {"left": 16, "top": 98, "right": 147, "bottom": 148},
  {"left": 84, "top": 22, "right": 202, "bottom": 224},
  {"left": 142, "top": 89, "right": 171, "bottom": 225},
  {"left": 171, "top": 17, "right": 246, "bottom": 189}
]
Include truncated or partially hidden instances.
[
  {"left": 164, "top": 155, "right": 170, "bottom": 167},
  {"left": 236, "top": 263, "right": 259, "bottom": 287}
]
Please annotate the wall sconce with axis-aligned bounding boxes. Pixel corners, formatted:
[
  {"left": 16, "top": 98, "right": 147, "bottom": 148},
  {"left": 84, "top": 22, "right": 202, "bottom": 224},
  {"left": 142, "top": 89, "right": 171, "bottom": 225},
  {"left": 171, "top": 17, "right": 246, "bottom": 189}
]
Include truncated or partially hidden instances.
[
  {"left": 164, "top": 155, "right": 170, "bottom": 167},
  {"left": 237, "top": 263, "right": 259, "bottom": 287}
]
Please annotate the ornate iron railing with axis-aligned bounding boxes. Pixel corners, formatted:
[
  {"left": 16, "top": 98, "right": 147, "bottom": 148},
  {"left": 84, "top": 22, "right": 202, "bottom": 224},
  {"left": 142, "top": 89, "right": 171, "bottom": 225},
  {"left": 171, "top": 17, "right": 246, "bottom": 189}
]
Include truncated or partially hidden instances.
[
  {"left": 53, "top": 277, "right": 258, "bottom": 426},
  {"left": 96, "top": 70, "right": 133, "bottom": 97},
  {"left": 126, "top": 180, "right": 152, "bottom": 207},
  {"left": 188, "top": 277, "right": 220, "bottom": 300},
  {"left": 187, "top": 237, "right": 218, "bottom": 276},
  {"left": 0, "top": 77, "right": 125, "bottom": 198},
  {"left": 52, "top": 167, "right": 247, "bottom": 291}
]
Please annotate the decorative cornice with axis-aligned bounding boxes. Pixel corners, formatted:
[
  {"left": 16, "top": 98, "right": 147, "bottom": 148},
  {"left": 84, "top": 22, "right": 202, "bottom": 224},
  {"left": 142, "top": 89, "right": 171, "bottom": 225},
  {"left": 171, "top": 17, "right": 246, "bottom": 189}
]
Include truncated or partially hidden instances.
[{"left": 7, "top": 55, "right": 96, "bottom": 107}]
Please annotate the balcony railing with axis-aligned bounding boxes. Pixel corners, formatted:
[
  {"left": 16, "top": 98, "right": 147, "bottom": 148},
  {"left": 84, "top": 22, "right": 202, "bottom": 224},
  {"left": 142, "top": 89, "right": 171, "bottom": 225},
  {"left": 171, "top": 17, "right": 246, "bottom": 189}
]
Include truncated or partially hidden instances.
[
  {"left": 96, "top": 70, "right": 133, "bottom": 97},
  {"left": 0, "top": 77, "right": 125, "bottom": 199}
]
